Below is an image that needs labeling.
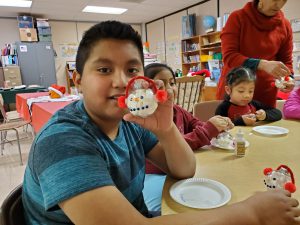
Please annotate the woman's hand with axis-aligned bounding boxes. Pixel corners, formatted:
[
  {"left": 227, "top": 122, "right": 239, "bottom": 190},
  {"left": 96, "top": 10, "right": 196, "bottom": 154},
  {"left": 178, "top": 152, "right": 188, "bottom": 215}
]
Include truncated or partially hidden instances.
[
  {"left": 258, "top": 60, "right": 291, "bottom": 79},
  {"left": 280, "top": 79, "right": 295, "bottom": 93}
]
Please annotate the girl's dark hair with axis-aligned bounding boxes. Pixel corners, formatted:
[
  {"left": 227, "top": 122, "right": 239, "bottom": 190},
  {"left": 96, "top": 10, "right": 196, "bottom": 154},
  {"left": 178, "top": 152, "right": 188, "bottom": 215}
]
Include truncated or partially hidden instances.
[
  {"left": 144, "top": 63, "right": 176, "bottom": 81},
  {"left": 226, "top": 67, "right": 256, "bottom": 87},
  {"left": 253, "top": 0, "right": 259, "bottom": 6},
  {"left": 76, "top": 20, "right": 144, "bottom": 75}
]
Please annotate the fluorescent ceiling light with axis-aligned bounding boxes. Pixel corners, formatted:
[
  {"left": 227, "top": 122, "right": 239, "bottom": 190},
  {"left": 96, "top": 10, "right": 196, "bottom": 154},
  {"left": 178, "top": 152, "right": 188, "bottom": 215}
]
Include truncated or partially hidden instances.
[
  {"left": 83, "top": 6, "right": 127, "bottom": 14},
  {"left": 0, "top": 0, "right": 32, "bottom": 7}
]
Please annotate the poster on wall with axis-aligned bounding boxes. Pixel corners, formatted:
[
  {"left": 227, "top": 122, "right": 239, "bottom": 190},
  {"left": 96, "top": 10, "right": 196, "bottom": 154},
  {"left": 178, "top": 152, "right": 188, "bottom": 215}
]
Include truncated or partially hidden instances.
[
  {"left": 166, "top": 38, "right": 181, "bottom": 71},
  {"left": 59, "top": 44, "right": 78, "bottom": 58},
  {"left": 291, "top": 19, "right": 300, "bottom": 33},
  {"left": 156, "top": 41, "right": 166, "bottom": 63}
]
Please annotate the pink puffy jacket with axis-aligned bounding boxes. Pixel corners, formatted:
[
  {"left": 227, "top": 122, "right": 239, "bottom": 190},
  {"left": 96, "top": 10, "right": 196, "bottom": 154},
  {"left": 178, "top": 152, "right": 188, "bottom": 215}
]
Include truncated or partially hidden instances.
[{"left": 283, "top": 88, "right": 300, "bottom": 119}]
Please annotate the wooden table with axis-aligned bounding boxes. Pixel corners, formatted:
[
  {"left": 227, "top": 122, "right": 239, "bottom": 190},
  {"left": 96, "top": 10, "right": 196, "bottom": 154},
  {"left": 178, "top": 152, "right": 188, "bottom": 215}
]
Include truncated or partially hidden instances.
[{"left": 162, "top": 120, "right": 300, "bottom": 215}]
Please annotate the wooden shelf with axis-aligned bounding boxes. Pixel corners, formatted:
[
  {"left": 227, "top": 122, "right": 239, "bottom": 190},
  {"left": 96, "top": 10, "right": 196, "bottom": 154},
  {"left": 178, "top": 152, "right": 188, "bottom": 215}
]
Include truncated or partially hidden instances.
[
  {"left": 182, "top": 49, "right": 200, "bottom": 54},
  {"left": 182, "top": 62, "right": 200, "bottom": 65},
  {"left": 181, "top": 31, "right": 222, "bottom": 76},
  {"left": 65, "top": 61, "right": 76, "bottom": 94}
]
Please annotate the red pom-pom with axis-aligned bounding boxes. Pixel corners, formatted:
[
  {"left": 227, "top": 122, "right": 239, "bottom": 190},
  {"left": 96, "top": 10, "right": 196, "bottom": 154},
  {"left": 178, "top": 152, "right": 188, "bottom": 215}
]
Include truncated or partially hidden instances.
[
  {"left": 263, "top": 168, "right": 273, "bottom": 175},
  {"left": 271, "top": 82, "right": 276, "bottom": 88},
  {"left": 284, "top": 76, "right": 290, "bottom": 81},
  {"left": 118, "top": 96, "right": 127, "bottom": 108},
  {"left": 285, "top": 182, "right": 296, "bottom": 193},
  {"left": 156, "top": 90, "right": 168, "bottom": 102}
]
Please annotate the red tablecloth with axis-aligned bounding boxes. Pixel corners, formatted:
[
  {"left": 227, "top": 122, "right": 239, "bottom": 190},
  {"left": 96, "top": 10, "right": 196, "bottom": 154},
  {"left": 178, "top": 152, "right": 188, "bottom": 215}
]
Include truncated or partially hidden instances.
[
  {"left": 16, "top": 92, "right": 73, "bottom": 133},
  {"left": 16, "top": 92, "right": 49, "bottom": 121}
]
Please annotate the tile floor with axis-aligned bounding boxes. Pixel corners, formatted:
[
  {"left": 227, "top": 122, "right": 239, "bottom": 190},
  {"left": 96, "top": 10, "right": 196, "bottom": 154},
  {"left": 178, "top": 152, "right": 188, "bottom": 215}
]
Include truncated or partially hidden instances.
[{"left": 0, "top": 128, "right": 33, "bottom": 205}]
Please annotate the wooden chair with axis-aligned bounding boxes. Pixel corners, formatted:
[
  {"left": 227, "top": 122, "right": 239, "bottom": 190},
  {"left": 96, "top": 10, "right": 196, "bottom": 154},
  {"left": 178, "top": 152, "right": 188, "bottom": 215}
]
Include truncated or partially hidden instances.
[
  {"left": 0, "top": 98, "right": 31, "bottom": 165},
  {"left": 0, "top": 94, "right": 21, "bottom": 122},
  {"left": 175, "top": 76, "right": 205, "bottom": 112},
  {"left": 0, "top": 184, "right": 25, "bottom": 225},
  {"left": 193, "top": 100, "right": 222, "bottom": 121}
]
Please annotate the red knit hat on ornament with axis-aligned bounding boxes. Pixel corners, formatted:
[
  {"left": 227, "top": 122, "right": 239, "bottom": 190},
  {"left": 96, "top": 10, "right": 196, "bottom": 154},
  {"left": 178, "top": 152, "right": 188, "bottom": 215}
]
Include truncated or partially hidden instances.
[{"left": 48, "top": 84, "right": 66, "bottom": 97}]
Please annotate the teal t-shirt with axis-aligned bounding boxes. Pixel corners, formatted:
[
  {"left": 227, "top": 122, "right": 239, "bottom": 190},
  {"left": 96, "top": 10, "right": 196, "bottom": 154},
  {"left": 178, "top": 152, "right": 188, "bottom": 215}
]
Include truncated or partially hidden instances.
[{"left": 22, "top": 100, "right": 158, "bottom": 224}]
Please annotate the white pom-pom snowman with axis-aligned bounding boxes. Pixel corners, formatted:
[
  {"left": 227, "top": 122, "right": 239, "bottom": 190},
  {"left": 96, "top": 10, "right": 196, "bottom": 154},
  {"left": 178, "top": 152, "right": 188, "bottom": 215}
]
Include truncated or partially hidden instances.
[
  {"left": 272, "top": 76, "right": 293, "bottom": 89},
  {"left": 263, "top": 165, "right": 296, "bottom": 193},
  {"left": 118, "top": 76, "right": 167, "bottom": 118}
]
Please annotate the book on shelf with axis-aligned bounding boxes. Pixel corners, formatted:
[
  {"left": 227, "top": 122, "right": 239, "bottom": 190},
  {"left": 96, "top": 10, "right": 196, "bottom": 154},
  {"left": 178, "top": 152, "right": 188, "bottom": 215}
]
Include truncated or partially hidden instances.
[{"left": 182, "top": 14, "right": 196, "bottom": 38}]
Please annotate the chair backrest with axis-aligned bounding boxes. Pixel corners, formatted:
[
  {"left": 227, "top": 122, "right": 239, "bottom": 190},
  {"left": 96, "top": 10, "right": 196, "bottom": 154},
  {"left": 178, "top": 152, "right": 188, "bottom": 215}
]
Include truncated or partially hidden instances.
[
  {"left": 193, "top": 100, "right": 222, "bottom": 121},
  {"left": 0, "top": 94, "right": 8, "bottom": 122},
  {"left": 175, "top": 76, "right": 205, "bottom": 112},
  {"left": 276, "top": 99, "right": 286, "bottom": 113},
  {"left": 0, "top": 184, "right": 25, "bottom": 225}
]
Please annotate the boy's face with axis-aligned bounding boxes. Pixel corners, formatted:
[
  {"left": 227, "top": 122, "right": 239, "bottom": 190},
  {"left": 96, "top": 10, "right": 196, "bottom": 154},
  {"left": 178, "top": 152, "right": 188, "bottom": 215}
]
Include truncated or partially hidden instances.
[
  {"left": 225, "top": 81, "right": 255, "bottom": 106},
  {"left": 75, "top": 39, "right": 144, "bottom": 122},
  {"left": 153, "top": 69, "right": 177, "bottom": 100}
]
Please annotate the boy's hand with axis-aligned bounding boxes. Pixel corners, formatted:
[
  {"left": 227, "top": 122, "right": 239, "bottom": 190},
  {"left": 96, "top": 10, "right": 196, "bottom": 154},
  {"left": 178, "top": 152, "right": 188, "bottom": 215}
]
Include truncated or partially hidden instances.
[
  {"left": 242, "top": 114, "right": 256, "bottom": 126},
  {"left": 208, "top": 116, "right": 234, "bottom": 132},
  {"left": 123, "top": 80, "right": 174, "bottom": 134},
  {"left": 255, "top": 109, "right": 266, "bottom": 121},
  {"left": 244, "top": 190, "right": 300, "bottom": 225}
]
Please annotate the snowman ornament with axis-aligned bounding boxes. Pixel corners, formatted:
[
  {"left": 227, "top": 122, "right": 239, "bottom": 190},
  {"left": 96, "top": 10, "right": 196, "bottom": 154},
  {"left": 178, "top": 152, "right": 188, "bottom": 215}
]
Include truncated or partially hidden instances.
[
  {"left": 263, "top": 165, "right": 296, "bottom": 193},
  {"left": 271, "top": 76, "right": 293, "bottom": 89},
  {"left": 118, "top": 76, "right": 168, "bottom": 118}
]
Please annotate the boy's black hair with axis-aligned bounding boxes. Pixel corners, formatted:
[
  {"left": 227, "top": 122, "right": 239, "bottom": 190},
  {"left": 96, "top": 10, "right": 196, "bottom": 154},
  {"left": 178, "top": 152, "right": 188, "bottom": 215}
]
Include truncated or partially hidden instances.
[
  {"left": 144, "top": 63, "right": 176, "bottom": 82},
  {"left": 226, "top": 67, "right": 256, "bottom": 87},
  {"left": 76, "top": 20, "right": 144, "bottom": 75}
]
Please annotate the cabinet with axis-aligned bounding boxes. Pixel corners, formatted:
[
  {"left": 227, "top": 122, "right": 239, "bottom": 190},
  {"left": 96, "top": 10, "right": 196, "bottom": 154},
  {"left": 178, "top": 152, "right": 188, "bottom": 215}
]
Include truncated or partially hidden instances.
[
  {"left": 16, "top": 42, "right": 57, "bottom": 87},
  {"left": 181, "top": 32, "right": 221, "bottom": 76},
  {"left": 0, "top": 67, "right": 4, "bottom": 87},
  {"left": 3, "top": 66, "right": 22, "bottom": 87},
  {"left": 65, "top": 61, "right": 76, "bottom": 94}
]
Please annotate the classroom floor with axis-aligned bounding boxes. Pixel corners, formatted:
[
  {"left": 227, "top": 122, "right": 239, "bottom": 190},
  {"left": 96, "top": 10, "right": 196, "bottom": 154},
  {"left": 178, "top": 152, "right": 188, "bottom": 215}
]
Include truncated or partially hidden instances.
[{"left": 0, "top": 128, "right": 33, "bottom": 205}]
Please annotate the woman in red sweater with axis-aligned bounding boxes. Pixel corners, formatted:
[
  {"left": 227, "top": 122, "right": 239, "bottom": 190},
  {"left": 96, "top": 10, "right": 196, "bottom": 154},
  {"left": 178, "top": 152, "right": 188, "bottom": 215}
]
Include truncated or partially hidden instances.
[{"left": 217, "top": 0, "right": 294, "bottom": 107}]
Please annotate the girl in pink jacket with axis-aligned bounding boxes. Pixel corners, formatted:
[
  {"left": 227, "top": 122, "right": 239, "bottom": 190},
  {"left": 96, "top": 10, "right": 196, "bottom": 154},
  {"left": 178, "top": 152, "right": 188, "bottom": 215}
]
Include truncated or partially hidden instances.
[{"left": 283, "top": 87, "right": 300, "bottom": 119}]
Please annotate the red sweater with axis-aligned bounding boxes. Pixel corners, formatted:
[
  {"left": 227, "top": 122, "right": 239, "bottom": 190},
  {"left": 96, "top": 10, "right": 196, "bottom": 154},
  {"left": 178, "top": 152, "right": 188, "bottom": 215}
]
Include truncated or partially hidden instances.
[
  {"left": 217, "top": 1, "right": 293, "bottom": 107},
  {"left": 145, "top": 104, "right": 219, "bottom": 174}
]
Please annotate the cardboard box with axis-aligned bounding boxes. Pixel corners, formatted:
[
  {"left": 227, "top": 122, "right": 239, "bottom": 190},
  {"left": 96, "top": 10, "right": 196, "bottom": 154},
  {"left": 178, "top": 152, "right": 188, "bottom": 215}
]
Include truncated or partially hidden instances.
[
  {"left": 19, "top": 28, "right": 38, "bottom": 42},
  {"left": 17, "top": 16, "right": 34, "bottom": 28},
  {"left": 38, "top": 34, "right": 52, "bottom": 42},
  {"left": 36, "top": 18, "right": 50, "bottom": 27},
  {"left": 37, "top": 27, "right": 51, "bottom": 35}
]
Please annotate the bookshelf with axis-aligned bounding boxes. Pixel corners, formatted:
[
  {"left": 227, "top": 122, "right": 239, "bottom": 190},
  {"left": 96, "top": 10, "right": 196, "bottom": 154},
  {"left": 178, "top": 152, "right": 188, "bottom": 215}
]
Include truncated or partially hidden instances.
[
  {"left": 181, "top": 35, "right": 201, "bottom": 75},
  {"left": 181, "top": 31, "right": 221, "bottom": 76},
  {"left": 199, "top": 31, "right": 221, "bottom": 70},
  {"left": 65, "top": 61, "right": 76, "bottom": 94},
  {"left": 1, "top": 44, "right": 18, "bottom": 67}
]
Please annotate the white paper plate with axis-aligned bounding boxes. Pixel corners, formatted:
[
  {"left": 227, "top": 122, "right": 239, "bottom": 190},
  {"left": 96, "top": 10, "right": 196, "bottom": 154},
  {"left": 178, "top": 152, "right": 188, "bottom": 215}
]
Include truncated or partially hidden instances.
[
  {"left": 169, "top": 178, "right": 231, "bottom": 209},
  {"left": 252, "top": 126, "right": 289, "bottom": 137},
  {"left": 210, "top": 138, "right": 249, "bottom": 150}
]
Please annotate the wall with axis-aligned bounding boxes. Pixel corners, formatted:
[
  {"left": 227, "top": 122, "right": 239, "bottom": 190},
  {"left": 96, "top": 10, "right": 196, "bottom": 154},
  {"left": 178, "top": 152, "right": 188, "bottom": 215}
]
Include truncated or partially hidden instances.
[
  {"left": 146, "top": 0, "right": 300, "bottom": 73},
  {"left": 0, "top": 18, "right": 141, "bottom": 87}
]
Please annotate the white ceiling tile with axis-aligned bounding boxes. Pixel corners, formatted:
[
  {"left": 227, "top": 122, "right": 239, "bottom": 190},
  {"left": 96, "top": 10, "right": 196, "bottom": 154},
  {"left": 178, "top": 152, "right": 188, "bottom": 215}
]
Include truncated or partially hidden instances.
[{"left": 0, "top": 0, "right": 202, "bottom": 23}]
